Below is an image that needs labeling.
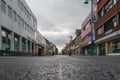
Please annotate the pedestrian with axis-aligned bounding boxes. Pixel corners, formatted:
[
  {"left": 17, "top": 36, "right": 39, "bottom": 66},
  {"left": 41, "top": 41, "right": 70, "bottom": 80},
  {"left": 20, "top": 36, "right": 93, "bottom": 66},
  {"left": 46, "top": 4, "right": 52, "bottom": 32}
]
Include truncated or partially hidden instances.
[
  {"left": 51, "top": 52, "right": 54, "bottom": 56},
  {"left": 69, "top": 51, "right": 71, "bottom": 56},
  {"left": 7, "top": 48, "right": 10, "bottom": 56}
]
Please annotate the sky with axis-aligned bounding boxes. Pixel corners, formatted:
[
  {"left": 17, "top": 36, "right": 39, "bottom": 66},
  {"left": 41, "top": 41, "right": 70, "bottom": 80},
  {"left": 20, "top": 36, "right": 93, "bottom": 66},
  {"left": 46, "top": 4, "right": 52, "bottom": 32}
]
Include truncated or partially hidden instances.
[{"left": 25, "top": 0, "right": 91, "bottom": 52}]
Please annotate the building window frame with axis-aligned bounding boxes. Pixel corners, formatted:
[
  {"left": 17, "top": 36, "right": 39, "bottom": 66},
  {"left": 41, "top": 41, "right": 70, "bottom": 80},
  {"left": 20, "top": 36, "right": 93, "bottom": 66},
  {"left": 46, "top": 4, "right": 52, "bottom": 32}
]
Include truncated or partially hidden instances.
[
  {"left": 104, "top": 0, "right": 114, "bottom": 13},
  {"left": 1, "top": 0, "right": 6, "bottom": 13},
  {"left": 104, "top": 16, "right": 117, "bottom": 32},
  {"left": 96, "top": 25, "right": 104, "bottom": 35},
  {"left": 8, "top": 5, "right": 12, "bottom": 18},
  {"left": 13, "top": 10, "right": 17, "bottom": 22}
]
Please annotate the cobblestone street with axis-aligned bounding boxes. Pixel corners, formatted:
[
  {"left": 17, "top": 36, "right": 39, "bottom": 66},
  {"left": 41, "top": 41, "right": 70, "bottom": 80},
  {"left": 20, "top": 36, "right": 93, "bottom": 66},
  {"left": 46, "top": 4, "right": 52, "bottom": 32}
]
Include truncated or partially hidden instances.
[{"left": 0, "top": 55, "right": 120, "bottom": 80}]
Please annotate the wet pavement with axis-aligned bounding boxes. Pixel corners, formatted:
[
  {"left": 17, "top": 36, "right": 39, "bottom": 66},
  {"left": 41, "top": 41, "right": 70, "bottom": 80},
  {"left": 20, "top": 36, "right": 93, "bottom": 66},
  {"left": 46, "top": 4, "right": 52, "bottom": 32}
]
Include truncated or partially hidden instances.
[{"left": 0, "top": 55, "right": 120, "bottom": 80}]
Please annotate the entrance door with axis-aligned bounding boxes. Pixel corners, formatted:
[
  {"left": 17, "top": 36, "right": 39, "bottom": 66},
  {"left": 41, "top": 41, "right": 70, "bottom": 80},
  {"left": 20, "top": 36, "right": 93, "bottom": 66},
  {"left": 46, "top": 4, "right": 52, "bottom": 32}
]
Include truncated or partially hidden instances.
[
  {"left": 99, "top": 43, "right": 106, "bottom": 55},
  {"left": 38, "top": 49, "right": 42, "bottom": 56}
]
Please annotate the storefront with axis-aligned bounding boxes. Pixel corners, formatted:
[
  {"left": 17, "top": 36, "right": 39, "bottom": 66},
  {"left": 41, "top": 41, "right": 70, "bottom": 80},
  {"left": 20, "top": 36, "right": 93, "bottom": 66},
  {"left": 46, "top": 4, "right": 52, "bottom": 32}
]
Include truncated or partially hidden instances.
[
  {"left": 14, "top": 35, "right": 19, "bottom": 51},
  {"left": 2, "top": 29, "right": 11, "bottom": 50},
  {"left": 22, "top": 38, "right": 26, "bottom": 52},
  {"left": 108, "top": 38, "right": 120, "bottom": 53},
  {"left": 74, "top": 47, "right": 80, "bottom": 55},
  {"left": 99, "top": 43, "right": 106, "bottom": 55}
]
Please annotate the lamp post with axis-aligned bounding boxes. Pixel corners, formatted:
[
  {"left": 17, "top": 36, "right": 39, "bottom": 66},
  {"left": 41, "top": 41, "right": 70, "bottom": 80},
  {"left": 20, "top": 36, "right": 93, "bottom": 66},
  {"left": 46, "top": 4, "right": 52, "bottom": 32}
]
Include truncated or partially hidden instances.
[{"left": 84, "top": 0, "right": 97, "bottom": 56}]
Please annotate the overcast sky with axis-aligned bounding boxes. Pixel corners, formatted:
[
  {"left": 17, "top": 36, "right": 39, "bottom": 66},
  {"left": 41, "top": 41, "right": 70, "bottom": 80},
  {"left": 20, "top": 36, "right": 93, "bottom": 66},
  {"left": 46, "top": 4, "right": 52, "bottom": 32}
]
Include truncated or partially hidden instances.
[{"left": 25, "top": 0, "right": 91, "bottom": 52}]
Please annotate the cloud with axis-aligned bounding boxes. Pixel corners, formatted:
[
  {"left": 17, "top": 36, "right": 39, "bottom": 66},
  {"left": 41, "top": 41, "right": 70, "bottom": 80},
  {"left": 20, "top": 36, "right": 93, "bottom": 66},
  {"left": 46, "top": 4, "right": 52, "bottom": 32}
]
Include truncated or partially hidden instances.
[{"left": 25, "top": 0, "right": 91, "bottom": 52}]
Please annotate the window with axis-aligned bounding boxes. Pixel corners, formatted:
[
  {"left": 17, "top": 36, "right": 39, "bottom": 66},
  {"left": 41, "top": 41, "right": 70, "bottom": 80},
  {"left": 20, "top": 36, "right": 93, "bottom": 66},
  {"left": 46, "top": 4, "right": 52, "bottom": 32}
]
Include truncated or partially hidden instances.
[
  {"left": 20, "top": 2, "right": 23, "bottom": 11},
  {"left": 33, "top": 19, "right": 37, "bottom": 27},
  {"left": 85, "top": 22, "right": 91, "bottom": 29},
  {"left": 24, "top": 7, "right": 27, "bottom": 15},
  {"left": 108, "top": 39, "right": 118, "bottom": 53},
  {"left": 14, "top": 37, "right": 19, "bottom": 51},
  {"left": 8, "top": 6, "right": 12, "bottom": 18},
  {"left": 27, "top": 24, "right": 29, "bottom": 32},
  {"left": 17, "top": 15, "right": 21, "bottom": 25},
  {"left": 82, "top": 33, "right": 91, "bottom": 41},
  {"left": 104, "top": 0, "right": 114, "bottom": 13},
  {"left": 13, "top": 11, "right": 17, "bottom": 22},
  {"left": 114, "top": 0, "right": 116, "bottom": 4},
  {"left": 1, "top": 0, "right": 6, "bottom": 13},
  {"left": 25, "top": 22, "right": 27, "bottom": 30},
  {"left": 119, "top": 13, "right": 120, "bottom": 25},
  {"left": 98, "top": 8, "right": 104, "bottom": 18},
  {"left": 97, "top": 26, "right": 104, "bottom": 35},
  {"left": 104, "top": 16, "right": 117, "bottom": 32},
  {"left": 28, "top": 13, "right": 31, "bottom": 20},
  {"left": 17, "top": 0, "right": 20, "bottom": 8},
  {"left": 2, "top": 30, "right": 6, "bottom": 43},
  {"left": 23, "top": 21, "right": 26, "bottom": 29},
  {"left": 97, "top": 0, "right": 100, "bottom": 2},
  {"left": 21, "top": 19, "right": 24, "bottom": 28},
  {"left": 27, "top": 10, "right": 29, "bottom": 18},
  {"left": 2, "top": 30, "right": 11, "bottom": 50}
]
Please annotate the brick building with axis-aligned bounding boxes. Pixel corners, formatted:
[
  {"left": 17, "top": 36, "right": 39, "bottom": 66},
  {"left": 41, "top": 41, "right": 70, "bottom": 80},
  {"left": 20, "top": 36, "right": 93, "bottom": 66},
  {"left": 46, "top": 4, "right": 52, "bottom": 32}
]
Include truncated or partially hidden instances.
[{"left": 95, "top": 0, "right": 120, "bottom": 55}]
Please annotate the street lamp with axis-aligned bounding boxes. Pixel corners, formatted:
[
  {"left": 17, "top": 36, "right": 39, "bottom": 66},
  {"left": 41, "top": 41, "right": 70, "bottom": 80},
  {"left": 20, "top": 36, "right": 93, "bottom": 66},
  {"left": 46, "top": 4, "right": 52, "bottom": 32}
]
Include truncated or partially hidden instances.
[
  {"left": 84, "top": 0, "right": 89, "bottom": 4},
  {"left": 84, "top": 0, "right": 97, "bottom": 56}
]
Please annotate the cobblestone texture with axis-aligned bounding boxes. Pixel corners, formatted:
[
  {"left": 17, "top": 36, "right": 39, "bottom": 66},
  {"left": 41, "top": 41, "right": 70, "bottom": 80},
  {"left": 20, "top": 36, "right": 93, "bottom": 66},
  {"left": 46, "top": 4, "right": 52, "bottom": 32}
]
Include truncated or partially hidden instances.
[{"left": 0, "top": 55, "right": 120, "bottom": 80}]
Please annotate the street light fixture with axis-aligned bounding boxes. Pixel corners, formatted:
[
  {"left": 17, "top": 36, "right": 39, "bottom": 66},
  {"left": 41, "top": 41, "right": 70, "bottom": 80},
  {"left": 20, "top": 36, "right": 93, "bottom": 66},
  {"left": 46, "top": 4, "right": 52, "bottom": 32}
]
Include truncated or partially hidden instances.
[
  {"left": 84, "top": 0, "right": 97, "bottom": 56},
  {"left": 84, "top": 0, "right": 89, "bottom": 4}
]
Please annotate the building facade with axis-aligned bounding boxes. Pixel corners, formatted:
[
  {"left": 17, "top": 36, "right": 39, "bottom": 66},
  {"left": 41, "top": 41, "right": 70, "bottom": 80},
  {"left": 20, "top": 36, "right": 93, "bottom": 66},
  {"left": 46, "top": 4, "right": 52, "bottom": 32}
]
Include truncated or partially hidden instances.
[
  {"left": 0, "top": 0, "right": 37, "bottom": 55},
  {"left": 81, "top": 14, "right": 97, "bottom": 55},
  {"left": 81, "top": 14, "right": 92, "bottom": 55},
  {"left": 36, "top": 31, "right": 46, "bottom": 56},
  {"left": 44, "top": 39, "right": 58, "bottom": 55},
  {"left": 95, "top": 0, "right": 120, "bottom": 55},
  {"left": 73, "top": 29, "right": 81, "bottom": 55}
]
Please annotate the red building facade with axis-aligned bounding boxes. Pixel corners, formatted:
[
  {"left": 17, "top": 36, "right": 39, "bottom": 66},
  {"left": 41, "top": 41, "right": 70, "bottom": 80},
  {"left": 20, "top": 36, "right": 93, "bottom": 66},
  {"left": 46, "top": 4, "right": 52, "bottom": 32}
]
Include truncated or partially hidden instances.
[
  {"left": 95, "top": 0, "right": 120, "bottom": 55},
  {"left": 81, "top": 14, "right": 92, "bottom": 55}
]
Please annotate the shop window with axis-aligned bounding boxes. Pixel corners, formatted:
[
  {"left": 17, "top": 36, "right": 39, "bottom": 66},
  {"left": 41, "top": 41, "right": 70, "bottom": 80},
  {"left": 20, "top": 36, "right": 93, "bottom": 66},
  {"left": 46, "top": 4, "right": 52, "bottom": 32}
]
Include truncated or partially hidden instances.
[
  {"left": 14, "top": 37, "right": 19, "bottom": 51},
  {"left": 2, "top": 30, "right": 6, "bottom": 43},
  {"left": 108, "top": 41, "right": 113, "bottom": 53},
  {"left": 22, "top": 40, "right": 26, "bottom": 52},
  {"left": 108, "top": 39, "right": 120, "bottom": 53},
  {"left": 2, "top": 30, "right": 11, "bottom": 50},
  {"left": 116, "top": 38, "right": 120, "bottom": 53},
  {"left": 99, "top": 43, "right": 105, "bottom": 55}
]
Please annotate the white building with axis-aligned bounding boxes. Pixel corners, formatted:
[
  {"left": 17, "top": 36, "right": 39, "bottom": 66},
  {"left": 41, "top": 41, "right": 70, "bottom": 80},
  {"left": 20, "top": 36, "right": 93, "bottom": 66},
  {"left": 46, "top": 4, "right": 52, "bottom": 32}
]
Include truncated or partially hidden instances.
[
  {"left": 0, "top": 0, "right": 37, "bottom": 54},
  {"left": 36, "top": 31, "right": 46, "bottom": 55}
]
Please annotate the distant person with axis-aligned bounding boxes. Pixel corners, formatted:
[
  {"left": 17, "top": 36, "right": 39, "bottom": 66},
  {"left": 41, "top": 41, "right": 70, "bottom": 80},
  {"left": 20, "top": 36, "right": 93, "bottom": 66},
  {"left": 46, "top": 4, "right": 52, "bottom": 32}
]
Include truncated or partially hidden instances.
[
  {"left": 51, "top": 52, "right": 54, "bottom": 56},
  {"left": 69, "top": 51, "right": 72, "bottom": 56}
]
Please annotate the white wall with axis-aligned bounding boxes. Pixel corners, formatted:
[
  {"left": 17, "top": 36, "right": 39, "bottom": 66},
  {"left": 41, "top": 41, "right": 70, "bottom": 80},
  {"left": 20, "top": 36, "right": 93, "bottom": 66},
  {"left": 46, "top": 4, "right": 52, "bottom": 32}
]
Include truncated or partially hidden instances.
[{"left": 0, "top": 0, "right": 37, "bottom": 41}]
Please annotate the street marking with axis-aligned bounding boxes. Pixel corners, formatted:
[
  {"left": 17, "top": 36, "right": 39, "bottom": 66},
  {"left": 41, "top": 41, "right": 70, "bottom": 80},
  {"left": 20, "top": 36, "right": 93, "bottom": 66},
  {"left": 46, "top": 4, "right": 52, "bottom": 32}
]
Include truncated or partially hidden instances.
[{"left": 59, "top": 60, "right": 63, "bottom": 80}]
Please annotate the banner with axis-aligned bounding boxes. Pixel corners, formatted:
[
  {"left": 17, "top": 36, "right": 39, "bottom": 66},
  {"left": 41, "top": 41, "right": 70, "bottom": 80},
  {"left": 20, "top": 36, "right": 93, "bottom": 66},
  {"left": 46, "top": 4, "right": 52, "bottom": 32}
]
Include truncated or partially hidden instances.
[{"left": 92, "top": 0, "right": 97, "bottom": 23}]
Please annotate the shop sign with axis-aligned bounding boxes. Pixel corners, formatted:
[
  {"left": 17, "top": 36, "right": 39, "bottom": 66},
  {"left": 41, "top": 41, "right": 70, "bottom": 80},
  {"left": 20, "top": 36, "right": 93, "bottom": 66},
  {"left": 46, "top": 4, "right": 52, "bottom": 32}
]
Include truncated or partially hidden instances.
[{"left": 105, "top": 29, "right": 112, "bottom": 35}]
